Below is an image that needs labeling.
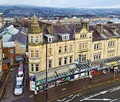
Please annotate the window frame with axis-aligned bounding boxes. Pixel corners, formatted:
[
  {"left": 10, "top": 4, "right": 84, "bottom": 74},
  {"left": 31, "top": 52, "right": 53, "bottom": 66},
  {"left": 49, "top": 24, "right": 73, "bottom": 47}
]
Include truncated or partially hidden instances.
[{"left": 35, "top": 64, "right": 39, "bottom": 72}]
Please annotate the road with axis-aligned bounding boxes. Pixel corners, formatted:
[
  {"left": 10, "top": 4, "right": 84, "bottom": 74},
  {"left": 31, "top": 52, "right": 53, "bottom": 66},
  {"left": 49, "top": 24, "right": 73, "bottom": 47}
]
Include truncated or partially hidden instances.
[{"left": 56, "top": 84, "right": 120, "bottom": 102}]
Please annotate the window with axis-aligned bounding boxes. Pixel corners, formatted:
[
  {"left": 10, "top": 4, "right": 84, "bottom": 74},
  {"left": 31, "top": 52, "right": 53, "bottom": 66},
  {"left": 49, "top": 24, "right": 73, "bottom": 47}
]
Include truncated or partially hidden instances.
[
  {"left": 94, "top": 43, "right": 102, "bottom": 50},
  {"left": 108, "top": 50, "right": 115, "bottom": 57},
  {"left": 35, "top": 50, "right": 39, "bottom": 58},
  {"left": 59, "top": 58, "right": 62, "bottom": 66},
  {"left": 64, "top": 57, "right": 67, "bottom": 64},
  {"left": 35, "top": 64, "right": 39, "bottom": 72},
  {"left": 31, "top": 51, "right": 34, "bottom": 57},
  {"left": 31, "top": 64, "right": 34, "bottom": 71},
  {"left": 10, "top": 49, "right": 13, "bottom": 53},
  {"left": 80, "top": 34, "right": 87, "bottom": 39},
  {"left": 62, "top": 35, "right": 69, "bottom": 40},
  {"left": 49, "top": 38, "right": 51, "bottom": 42},
  {"left": 35, "top": 36, "right": 38, "bottom": 43},
  {"left": 79, "top": 43, "right": 87, "bottom": 49},
  {"left": 49, "top": 60, "right": 52, "bottom": 69},
  {"left": 79, "top": 54, "right": 86, "bottom": 62},
  {"left": 70, "top": 45, "right": 73, "bottom": 52},
  {"left": 59, "top": 46, "right": 62, "bottom": 54},
  {"left": 108, "top": 41, "right": 115, "bottom": 47},
  {"left": 65, "top": 46, "right": 67, "bottom": 53},
  {"left": 94, "top": 53, "right": 101, "bottom": 60},
  {"left": 30, "top": 36, "right": 33, "bottom": 43},
  {"left": 70, "top": 56, "right": 72, "bottom": 63}
]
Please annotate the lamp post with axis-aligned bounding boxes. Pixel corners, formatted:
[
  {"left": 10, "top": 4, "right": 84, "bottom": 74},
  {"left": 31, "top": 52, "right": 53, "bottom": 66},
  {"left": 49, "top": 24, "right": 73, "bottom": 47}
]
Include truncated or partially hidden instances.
[
  {"left": 46, "top": 43, "right": 48, "bottom": 102},
  {"left": 34, "top": 75, "right": 37, "bottom": 102}
]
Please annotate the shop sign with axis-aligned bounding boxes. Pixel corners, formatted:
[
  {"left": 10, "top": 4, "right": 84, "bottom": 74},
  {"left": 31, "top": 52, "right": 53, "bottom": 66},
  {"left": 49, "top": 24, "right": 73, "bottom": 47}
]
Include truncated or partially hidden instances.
[
  {"left": 31, "top": 81, "right": 35, "bottom": 91},
  {"left": 106, "top": 61, "right": 117, "bottom": 66}
]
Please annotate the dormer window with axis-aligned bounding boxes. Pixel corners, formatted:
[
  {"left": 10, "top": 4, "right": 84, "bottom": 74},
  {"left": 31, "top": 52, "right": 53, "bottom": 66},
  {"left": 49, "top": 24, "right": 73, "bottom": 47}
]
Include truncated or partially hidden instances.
[
  {"left": 44, "top": 34, "right": 54, "bottom": 43},
  {"left": 49, "top": 38, "right": 52, "bottom": 42},
  {"left": 59, "top": 33, "right": 70, "bottom": 41}
]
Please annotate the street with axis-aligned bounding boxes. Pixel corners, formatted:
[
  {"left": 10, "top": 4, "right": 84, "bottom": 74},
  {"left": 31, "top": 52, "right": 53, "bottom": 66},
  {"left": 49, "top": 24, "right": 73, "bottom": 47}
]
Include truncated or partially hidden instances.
[
  {"left": 79, "top": 85, "right": 120, "bottom": 102},
  {"left": 56, "top": 83, "right": 120, "bottom": 102}
]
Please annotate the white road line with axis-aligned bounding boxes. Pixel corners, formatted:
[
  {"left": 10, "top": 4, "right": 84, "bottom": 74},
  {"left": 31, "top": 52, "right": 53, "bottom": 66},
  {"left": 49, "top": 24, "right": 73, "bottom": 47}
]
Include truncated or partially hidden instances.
[
  {"left": 57, "top": 100, "right": 61, "bottom": 102},
  {"left": 29, "top": 95, "right": 33, "bottom": 98},
  {"left": 62, "top": 98, "right": 66, "bottom": 101},
  {"left": 110, "top": 98, "right": 118, "bottom": 102},
  {"left": 80, "top": 91, "right": 108, "bottom": 102},
  {"left": 65, "top": 95, "right": 77, "bottom": 102},
  {"left": 81, "top": 98, "right": 112, "bottom": 101},
  {"left": 69, "top": 94, "right": 73, "bottom": 97}
]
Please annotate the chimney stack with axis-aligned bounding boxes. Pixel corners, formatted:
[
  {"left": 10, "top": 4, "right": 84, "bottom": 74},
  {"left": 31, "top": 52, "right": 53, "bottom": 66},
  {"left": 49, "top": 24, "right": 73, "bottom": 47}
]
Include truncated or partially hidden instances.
[
  {"left": 110, "top": 26, "right": 116, "bottom": 33},
  {"left": 81, "top": 21, "right": 89, "bottom": 31},
  {"left": 96, "top": 24, "right": 103, "bottom": 34}
]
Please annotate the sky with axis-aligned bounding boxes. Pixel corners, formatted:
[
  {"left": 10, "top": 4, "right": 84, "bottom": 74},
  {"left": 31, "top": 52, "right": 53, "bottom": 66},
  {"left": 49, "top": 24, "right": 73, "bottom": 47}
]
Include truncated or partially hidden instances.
[{"left": 0, "top": 0, "right": 120, "bottom": 8}]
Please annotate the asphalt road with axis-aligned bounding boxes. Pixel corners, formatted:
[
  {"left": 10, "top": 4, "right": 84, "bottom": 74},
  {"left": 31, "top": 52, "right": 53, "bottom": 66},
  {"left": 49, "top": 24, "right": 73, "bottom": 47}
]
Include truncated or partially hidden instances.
[{"left": 57, "top": 84, "right": 120, "bottom": 102}]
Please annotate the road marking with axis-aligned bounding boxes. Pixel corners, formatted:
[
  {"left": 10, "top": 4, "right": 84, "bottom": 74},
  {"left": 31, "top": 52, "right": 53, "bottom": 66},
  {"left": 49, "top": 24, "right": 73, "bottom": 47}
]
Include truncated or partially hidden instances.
[
  {"left": 10, "top": 68, "right": 14, "bottom": 71},
  {"left": 69, "top": 94, "right": 73, "bottom": 97},
  {"left": 56, "top": 100, "right": 61, "bottom": 102},
  {"left": 100, "top": 90, "right": 108, "bottom": 94},
  {"left": 110, "top": 98, "right": 118, "bottom": 102},
  {"left": 80, "top": 91, "right": 108, "bottom": 102},
  {"left": 65, "top": 94, "right": 77, "bottom": 102},
  {"left": 62, "top": 98, "right": 66, "bottom": 101},
  {"left": 62, "top": 88, "right": 67, "bottom": 91},
  {"left": 109, "top": 86, "right": 120, "bottom": 92},
  {"left": 29, "top": 95, "right": 33, "bottom": 98},
  {"left": 81, "top": 98, "right": 112, "bottom": 101}
]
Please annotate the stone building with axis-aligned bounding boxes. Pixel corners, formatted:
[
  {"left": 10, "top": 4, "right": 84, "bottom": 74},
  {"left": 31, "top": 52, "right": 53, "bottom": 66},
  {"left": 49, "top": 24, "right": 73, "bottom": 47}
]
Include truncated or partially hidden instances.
[
  {"left": 0, "top": 36, "right": 3, "bottom": 80},
  {"left": 0, "top": 25, "right": 28, "bottom": 64},
  {"left": 0, "top": 13, "right": 4, "bottom": 28},
  {"left": 28, "top": 15, "right": 120, "bottom": 90}
]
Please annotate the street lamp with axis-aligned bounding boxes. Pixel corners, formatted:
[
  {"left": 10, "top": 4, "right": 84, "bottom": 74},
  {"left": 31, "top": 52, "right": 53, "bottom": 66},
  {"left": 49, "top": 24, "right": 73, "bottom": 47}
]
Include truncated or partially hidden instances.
[
  {"left": 46, "top": 42, "right": 48, "bottom": 102},
  {"left": 34, "top": 75, "right": 37, "bottom": 102}
]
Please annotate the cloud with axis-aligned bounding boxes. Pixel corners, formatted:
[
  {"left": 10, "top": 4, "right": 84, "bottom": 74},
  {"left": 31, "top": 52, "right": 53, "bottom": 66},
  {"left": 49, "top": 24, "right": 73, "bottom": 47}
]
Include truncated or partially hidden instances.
[
  {"left": 0, "top": 0, "right": 7, "bottom": 4},
  {"left": 0, "top": 0, "right": 120, "bottom": 8}
]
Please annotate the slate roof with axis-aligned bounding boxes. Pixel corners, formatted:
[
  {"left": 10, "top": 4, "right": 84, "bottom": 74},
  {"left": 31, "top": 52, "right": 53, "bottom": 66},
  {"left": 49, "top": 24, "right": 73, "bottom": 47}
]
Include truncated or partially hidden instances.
[
  {"left": 3, "top": 41, "right": 15, "bottom": 48},
  {"left": 51, "top": 24, "right": 80, "bottom": 41},
  {"left": 89, "top": 23, "right": 120, "bottom": 41},
  {"left": 8, "top": 27, "right": 28, "bottom": 45}
]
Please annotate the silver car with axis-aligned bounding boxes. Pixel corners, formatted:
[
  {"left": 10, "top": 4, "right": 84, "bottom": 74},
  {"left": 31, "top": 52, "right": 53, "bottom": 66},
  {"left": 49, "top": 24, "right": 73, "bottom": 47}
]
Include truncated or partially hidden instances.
[{"left": 14, "top": 80, "right": 23, "bottom": 95}]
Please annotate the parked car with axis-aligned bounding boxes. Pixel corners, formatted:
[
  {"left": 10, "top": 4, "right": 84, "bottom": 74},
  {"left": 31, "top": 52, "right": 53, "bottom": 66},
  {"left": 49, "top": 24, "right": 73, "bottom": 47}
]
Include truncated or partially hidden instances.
[
  {"left": 18, "top": 67, "right": 23, "bottom": 74},
  {"left": 16, "top": 72, "right": 24, "bottom": 81},
  {"left": 14, "top": 80, "right": 23, "bottom": 95}
]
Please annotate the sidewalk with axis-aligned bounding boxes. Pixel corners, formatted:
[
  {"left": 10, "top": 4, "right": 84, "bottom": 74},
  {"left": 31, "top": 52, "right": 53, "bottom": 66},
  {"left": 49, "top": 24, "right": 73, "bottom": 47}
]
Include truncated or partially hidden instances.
[{"left": 33, "top": 71, "right": 120, "bottom": 102}]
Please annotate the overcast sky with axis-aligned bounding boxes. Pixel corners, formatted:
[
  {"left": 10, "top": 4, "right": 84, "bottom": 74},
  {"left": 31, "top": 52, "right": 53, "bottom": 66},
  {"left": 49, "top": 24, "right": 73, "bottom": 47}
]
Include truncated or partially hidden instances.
[{"left": 0, "top": 0, "right": 120, "bottom": 8}]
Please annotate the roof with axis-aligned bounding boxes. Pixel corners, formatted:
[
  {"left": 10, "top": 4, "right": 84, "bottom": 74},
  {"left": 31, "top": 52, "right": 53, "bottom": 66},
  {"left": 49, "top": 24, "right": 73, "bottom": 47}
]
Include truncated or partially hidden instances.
[
  {"left": 3, "top": 34, "right": 12, "bottom": 42},
  {"left": 28, "top": 15, "right": 42, "bottom": 34},
  {"left": 89, "top": 23, "right": 120, "bottom": 41},
  {"left": 0, "top": 25, "right": 19, "bottom": 42},
  {"left": 51, "top": 24, "right": 80, "bottom": 41},
  {"left": 9, "top": 27, "right": 28, "bottom": 45},
  {"left": 3, "top": 41, "right": 15, "bottom": 48},
  {"left": 1, "top": 25, "right": 19, "bottom": 36}
]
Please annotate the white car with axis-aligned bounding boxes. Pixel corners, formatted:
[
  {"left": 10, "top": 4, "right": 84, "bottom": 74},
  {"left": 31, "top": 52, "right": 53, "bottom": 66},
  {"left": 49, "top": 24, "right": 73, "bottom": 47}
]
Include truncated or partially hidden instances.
[
  {"left": 14, "top": 81, "right": 23, "bottom": 95},
  {"left": 16, "top": 72, "right": 24, "bottom": 81}
]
